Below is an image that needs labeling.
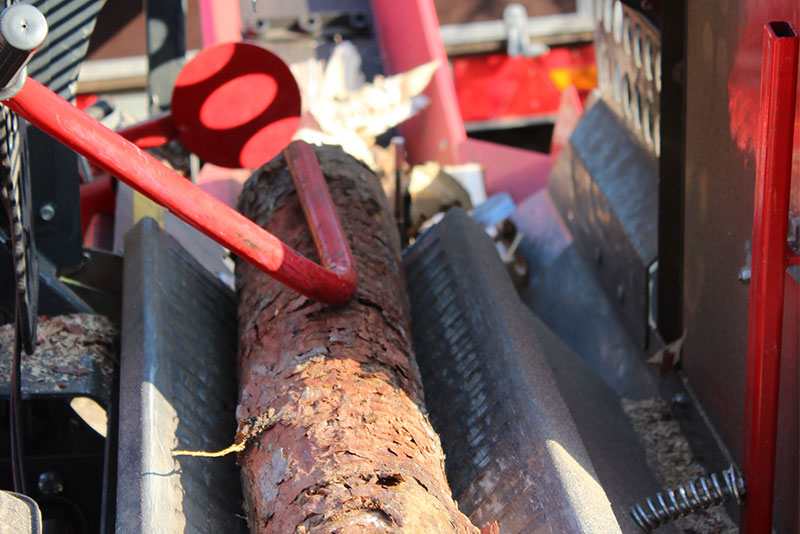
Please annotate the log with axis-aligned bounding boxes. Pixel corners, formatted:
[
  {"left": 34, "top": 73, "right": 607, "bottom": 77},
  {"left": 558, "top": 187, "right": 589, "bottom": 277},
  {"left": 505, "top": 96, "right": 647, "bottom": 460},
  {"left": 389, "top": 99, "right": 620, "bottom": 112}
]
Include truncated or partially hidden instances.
[{"left": 235, "top": 145, "right": 480, "bottom": 533}]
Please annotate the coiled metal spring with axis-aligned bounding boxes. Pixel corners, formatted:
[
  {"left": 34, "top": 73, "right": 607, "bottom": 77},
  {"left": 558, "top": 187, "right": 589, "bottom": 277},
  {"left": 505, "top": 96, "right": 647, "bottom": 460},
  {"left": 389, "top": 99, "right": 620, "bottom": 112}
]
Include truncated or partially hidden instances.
[{"left": 630, "top": 464, "right": 746, "bottom": 532}]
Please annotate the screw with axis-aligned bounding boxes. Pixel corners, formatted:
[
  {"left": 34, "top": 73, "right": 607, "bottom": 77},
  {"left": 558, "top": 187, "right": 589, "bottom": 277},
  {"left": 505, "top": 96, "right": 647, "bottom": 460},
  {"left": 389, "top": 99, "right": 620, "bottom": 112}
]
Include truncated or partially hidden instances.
[
  {"left": 298, "top": 14, "right": 322, "bottom": 33},
  {"left": 738, "top": 266, "right": 751, "bottom": 283},
  {"left": 671, "top": 392, "right": 688, "bottom": 405},
  {"left": 38, "top": 471, "right": 64, "bottom": 495},
  {"left": 39, "top": 203, "right": 55, "bottom": 221},
  {"left": 349, "top": 13, "right": 368, "bottom": 30}
]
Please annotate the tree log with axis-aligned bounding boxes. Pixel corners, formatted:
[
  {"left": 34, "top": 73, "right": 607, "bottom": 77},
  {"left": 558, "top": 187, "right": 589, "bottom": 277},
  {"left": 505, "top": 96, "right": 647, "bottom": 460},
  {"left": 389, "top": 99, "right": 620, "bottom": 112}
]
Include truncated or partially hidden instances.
[{"left": 236, "top": 145, "right": 480, "bottom": 533}]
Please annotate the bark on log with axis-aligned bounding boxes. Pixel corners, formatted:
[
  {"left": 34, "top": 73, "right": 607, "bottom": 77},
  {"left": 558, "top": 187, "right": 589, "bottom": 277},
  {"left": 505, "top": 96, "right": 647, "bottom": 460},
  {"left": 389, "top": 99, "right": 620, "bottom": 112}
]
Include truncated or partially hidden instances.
[{"left": 236, "top": 145, "right": 480, "bottom": 534}]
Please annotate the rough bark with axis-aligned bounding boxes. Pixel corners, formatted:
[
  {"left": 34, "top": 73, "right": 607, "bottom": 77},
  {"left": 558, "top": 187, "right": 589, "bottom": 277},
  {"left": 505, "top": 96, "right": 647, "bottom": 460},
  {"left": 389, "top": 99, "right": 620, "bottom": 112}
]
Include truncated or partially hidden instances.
[{"left": 235, "top": 145, "right": 480, "bottom": 534}]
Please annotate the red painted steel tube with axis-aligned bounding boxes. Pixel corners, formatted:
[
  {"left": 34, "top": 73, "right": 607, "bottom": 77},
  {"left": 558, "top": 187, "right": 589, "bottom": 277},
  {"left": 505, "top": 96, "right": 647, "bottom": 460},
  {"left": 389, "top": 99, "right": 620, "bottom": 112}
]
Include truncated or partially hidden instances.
[
  {"left": 285, "top": 141, "right": 356, "bottom": 275},
  {"left": 198, "top": 0, "right": 241, "bottom": 47},
  {"left": 3, "top": 79, "right": 357, "bottom": 305},
  {"left": 117, "top": 112, "right": 178, "bottom": 149},
  {"left": 370, "top": 0, "right": 465, "bottom": 165},
  {"left": 742, "top": 21, "right": 798, "bottom": 534}
]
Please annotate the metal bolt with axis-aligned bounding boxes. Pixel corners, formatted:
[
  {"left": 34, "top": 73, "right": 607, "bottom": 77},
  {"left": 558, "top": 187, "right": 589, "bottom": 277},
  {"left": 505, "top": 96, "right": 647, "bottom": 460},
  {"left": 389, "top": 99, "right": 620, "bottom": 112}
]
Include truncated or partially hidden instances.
[
  {"left": 298, "top": 14, "right": 322, "bottom": 33},
  {"left": 39, "top": 203, "right": 55, "bottom": 221},
  {"left": 738, "top": 266, "right": 751, "bottom": 283},
  {"left": 348, "top": 12, "right": 368, "bottom": 30},
  {"left": 38, "top": 471, "right": 64, "bottom": 495},
  {"left": 671, "top": 392, "right": 688, "bottom": 406},
  {"left": 253, "top": 18, "right": 270, "bottom": 35}
]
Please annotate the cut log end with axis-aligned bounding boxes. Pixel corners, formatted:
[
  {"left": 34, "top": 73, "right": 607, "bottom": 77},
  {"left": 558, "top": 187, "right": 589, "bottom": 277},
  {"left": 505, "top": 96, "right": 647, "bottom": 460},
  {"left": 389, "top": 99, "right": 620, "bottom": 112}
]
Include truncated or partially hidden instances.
[{"left": 236, "top": 145, "right": 480, "bottom": 533}]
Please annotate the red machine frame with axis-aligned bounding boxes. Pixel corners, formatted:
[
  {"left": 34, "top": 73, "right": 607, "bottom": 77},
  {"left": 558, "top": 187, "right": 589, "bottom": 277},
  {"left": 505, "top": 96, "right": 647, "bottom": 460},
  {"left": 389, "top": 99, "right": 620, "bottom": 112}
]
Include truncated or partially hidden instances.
[
  {"left": 743, "top": 21, "right": 799, "bottom": 534},
  {"left": 2, "top": 78, "right": 358, "bottom": 305}
]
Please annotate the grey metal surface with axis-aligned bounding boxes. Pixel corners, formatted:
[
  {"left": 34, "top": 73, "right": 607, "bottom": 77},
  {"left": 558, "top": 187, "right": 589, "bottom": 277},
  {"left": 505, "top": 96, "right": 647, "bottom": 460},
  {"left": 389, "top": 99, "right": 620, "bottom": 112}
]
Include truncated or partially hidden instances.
[
  {"left": 594, "top": 0, "right": 660, "bottom": 156},
  {"left": 59, "top": 248, "right": 122, "bottom": 325},
  {"left": 549, "top": 99, "right": 658, "bottom": 348},
  {"left": 404, "top": 208, "right": 621, "bottom": 534},
  {"left": 0, "top": 0, "right": 107, "bottom": 273},
  {"left": 112, "top": 183, "right": 234, "bottom": 289},
  {"left": 510, "top": 188, "right": 571, "bottom": 280},
  {"left": 27, "top": 0, "right": 106, "bottom": 101},
  {"left": 0, "top": 490, "right": 42, "bottom": 534},
  {"left": 26, "top": 0, "right": 106, "bottom": 269},
  {"left": 511, "top": 197, "right": 679, "bottom": 533},
  {"left": 116, "top": 218, "right": 245, "bottom": 534},
  {"left": 239, "top": 0, "right": 382, "bottom": 81},
  {"left": 540, "top": 301, "right": 681, "bottom": 534},
  {"left": 0, "top": 4, "right": 47, "bottom": 88},
  {"left": 145, "top": 0, "right": 186, "bottom": 114},
  {"left": 503, "top": 4, "right": 549, "bottom": 57},
  {"left": 438, "top": 0, "right": 594, "bottom": 53},
  {"left": 522, "top": 243, "right": 659, "bottom": 399},
  {"left": 28, "top": 126, "right": 84, "bottom": 270}
]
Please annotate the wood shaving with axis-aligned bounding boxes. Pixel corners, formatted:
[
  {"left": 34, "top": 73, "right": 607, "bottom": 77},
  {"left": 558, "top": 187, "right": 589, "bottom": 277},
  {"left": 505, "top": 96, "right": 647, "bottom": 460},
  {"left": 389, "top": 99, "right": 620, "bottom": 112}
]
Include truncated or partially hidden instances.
[
  {"left": 622, "top": 398, "right": 738, "bottom": 534},
  {"left": 0, "top": 314, "right": 118, "bottom": 399}
]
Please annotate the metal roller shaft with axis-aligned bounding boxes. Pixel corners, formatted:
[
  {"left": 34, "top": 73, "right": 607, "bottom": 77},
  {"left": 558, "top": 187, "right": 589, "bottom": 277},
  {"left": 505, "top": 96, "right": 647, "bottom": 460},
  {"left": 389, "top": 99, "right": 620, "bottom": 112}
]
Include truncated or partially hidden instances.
[{"left": 0, "top": 3, "right": 47, "bottom": 91}]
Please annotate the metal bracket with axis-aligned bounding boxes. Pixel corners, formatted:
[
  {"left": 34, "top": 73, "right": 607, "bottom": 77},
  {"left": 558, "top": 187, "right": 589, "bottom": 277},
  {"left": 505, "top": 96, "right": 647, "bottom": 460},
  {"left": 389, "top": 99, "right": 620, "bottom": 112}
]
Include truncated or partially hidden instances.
[
  {"left": 503, "top": 4, "right": 549, "bottom": 58},
  {"left": 788, "top": 214, "right": 800, "bottom": 256}
]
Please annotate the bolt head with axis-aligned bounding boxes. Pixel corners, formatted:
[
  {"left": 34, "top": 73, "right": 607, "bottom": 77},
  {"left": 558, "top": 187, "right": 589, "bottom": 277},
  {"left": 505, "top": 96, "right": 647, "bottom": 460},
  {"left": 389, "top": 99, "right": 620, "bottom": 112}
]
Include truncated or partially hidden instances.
[
  {"left": 38, "top": 471, "right": 64, "bottom": 495},
  {"left": 738, "top": 266, "right": 751, "bottom": 283},
  {"left": 39, "top": 203, "right": 55, "bottom": 221},
  {"left": 671, "top": 392, "right": 688, "bottom": 405}
]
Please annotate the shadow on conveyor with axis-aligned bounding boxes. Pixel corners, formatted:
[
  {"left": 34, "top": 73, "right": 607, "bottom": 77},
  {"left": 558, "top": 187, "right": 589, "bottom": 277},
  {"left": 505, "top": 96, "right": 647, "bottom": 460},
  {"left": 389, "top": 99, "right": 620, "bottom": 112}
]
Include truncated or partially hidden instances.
[
  {"left": 404, "top": 207, "right": 681, "bottom": 534},
  {"left": 116, "top": 218, "right": 247, "bottom": 533}
]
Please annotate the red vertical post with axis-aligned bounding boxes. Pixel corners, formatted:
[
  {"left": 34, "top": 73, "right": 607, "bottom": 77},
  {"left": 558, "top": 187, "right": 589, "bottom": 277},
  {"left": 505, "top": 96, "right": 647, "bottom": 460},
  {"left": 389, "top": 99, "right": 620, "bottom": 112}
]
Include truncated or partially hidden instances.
[
  {"left": 370, "top": 0, "right": 465, "bottom": 165},
  {"left": 742, "top": 21, "right": 798, "bottom": 534},
  {"left": 197, "top": 0, "right": 241, "bottom": 46}
]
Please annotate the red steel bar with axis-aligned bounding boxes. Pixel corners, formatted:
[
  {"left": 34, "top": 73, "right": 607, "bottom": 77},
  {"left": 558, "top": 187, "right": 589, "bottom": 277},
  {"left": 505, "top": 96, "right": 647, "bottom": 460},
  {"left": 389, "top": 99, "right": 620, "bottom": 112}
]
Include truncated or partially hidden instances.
[
  {"left": 285, "top": 141, "right": 356, "bottom": 274},
  {"left": 3, "top": 79, "right": 357, "bottom": 305},
  {"left": 117, "top": 112, "right": 178, "bottom": 149},
  {"left": 370, "top": 0, "right": 465, "bottom": 165},
  {"left": 742, "top": 21, "right": 798, "bottom": 534}
]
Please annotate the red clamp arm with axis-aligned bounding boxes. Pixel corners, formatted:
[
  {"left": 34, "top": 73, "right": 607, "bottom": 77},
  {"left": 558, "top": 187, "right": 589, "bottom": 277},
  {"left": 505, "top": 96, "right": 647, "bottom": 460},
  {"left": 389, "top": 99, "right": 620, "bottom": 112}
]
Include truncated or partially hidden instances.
[{"left": 3, "top": 80, "right": 357, "bottom": 305}]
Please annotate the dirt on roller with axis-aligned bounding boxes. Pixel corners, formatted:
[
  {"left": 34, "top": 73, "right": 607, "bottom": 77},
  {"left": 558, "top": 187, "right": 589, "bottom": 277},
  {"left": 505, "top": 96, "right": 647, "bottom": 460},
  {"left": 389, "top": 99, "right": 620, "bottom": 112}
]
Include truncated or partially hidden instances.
[{"left": 235, "top": 145, "right": 481, "bottom": 534}]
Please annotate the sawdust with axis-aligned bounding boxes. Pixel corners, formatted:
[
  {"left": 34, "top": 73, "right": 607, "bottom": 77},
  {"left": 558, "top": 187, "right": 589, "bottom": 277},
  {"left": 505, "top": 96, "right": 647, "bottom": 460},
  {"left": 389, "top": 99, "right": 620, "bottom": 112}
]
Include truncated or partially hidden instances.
[
  {"left": 0, "top": 314, "right": 117, "bottom": 399},
  {"left": 622, "top": 398, "right": 738, "bottom": 534}
]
